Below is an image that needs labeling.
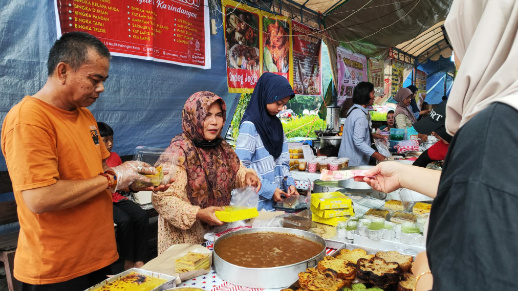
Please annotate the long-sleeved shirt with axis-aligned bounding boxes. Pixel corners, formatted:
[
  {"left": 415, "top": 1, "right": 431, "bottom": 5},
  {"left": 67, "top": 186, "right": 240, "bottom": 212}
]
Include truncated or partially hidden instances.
[
  {"left": 338, "top": 104, "right": 374, "bottom": 166},
  {"left": 235, "top": 121, "right": 295, "bottom": 211},
  {"left": 395, "top": 113, "right": 413, "bottom": 128}
]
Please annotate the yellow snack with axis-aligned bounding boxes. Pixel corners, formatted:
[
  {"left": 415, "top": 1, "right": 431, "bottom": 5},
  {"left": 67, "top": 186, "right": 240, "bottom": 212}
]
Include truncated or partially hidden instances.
[
  {"left": 175, "top": 252, "right": 210, "bottom": 273},
  {"left": 215, "top": 206, "right": 258, "bottom": 222},
  {"left": 413, "top": 202, "right": 432, "bottom": 215},
  {"left": 90, "top": 271, "right": 166, "bottom": 291}
]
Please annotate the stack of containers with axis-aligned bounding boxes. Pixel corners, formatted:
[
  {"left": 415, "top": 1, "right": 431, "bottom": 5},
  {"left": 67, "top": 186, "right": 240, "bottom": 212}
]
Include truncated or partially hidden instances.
[{"left": 310, "top": 192, "right": 354, "bottom": 226}]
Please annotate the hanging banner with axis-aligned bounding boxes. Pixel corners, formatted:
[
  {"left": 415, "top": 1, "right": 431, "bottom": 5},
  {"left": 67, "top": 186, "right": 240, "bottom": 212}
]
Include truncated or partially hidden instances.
[
  {"left": 261, "top": 12, "right": 292, "bottom": 84},
  {"left": 336, "top": 46, "right": 368, "bottom": 106},
  {"left": 292, "top": 21, "right": 321, "bottom": 96},
  {"left": 415, "top": 69, "right": 427, "bottom": 93},
  {"left": 55, "top": 0, "right": 210, "bottom": 69},
  {"left": 222, "top": 0, "right": 261, "bottom": 93},
  {"left": 390, "top": 62, "right": 405, "bottom": 96},
  {"left": 369, "top": 58, "right": 384, "bottom": 98}
]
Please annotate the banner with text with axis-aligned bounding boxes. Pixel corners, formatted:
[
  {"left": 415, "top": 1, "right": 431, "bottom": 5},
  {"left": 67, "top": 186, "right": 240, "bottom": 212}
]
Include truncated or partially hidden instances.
[
  {"left": 55, "top": 0, "right": 210, "bottom": 69},
  {"left": 292, "top": 21, "right": 321, "bottom": 96},
  {"left": 222, "top": 0, "right": 262, "bottom": 93},
  {"left": 262, "top": 12, "right": 292, "bottom": 85},
  {"left": 336, "top": 46, "right": 368, "bottom": 106}
]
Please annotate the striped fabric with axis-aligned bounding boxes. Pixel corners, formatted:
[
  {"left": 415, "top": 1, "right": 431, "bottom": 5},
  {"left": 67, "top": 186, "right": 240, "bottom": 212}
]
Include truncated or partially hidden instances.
[{"left": 235, "top": 121, "right": 295, "bottom": 211}]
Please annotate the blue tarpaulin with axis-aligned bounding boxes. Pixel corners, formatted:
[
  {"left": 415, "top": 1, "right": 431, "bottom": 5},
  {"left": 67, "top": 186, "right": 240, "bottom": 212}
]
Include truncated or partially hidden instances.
[{"left": 0, "top": 1, "right": 240, "bottom": 171}]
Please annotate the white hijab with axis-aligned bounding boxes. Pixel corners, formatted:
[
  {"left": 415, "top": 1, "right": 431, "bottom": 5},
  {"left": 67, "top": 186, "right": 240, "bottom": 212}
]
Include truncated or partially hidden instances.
[{"left": 445, "top": 0, "right": 518, "bottom": 134}]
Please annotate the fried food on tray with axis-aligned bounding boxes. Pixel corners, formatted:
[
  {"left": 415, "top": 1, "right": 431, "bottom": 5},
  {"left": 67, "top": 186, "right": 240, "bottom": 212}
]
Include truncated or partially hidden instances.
[
  {"left": 298, "top": 267, "right": 346, "bottom": 291},
  {"left": 317, "top": 256, "right": 356, "bottom": 282},
  {"left": 375, "top": 251, "right": 413, "bottom": 273},
  {"left": 335, "top": 248, "right": 374, "bottom": 266},
  {"left": 356, "top": 257, "right": 400, "bottom": 288}
]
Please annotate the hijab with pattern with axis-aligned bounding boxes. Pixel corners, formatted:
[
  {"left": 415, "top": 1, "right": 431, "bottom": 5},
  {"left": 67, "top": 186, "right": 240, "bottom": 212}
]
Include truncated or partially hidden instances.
[
  {"left": 444, "top": 0, "right": 518, "bottom": 135},
  {"left": 241, "top": 72, "right": 295, "bottom": 159},
  {"left": 394, "top": 87, "right": 417, "bottom": 124},
  {"left": 162, "top": 91, "right": 241, "bottom": 208}
]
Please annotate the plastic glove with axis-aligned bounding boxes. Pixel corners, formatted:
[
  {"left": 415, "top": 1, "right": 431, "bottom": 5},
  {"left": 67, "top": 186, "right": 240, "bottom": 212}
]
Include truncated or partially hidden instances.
[{"left": 110, "top": 161, "right": 156, "bottom": 192}]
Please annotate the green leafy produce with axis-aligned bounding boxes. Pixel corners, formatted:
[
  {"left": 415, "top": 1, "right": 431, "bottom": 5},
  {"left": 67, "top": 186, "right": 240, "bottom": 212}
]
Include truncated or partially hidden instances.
[{"left": 282, "top": 115, "right": 326, "bottom": 139}]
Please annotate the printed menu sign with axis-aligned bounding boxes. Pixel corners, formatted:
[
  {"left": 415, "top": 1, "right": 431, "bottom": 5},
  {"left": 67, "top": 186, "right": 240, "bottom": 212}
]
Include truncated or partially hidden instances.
[
  {"left": 336, "top": 46, "right": 367, "bottom": 106},
  {"left": 292, "top": 21, "right": 321, "bottom": 96},
  {"left": 222, "top": 0, "right": 261, "bottom": 93},
  {"left": 55, "top": 0, "right": 210, "bottom": 69}
]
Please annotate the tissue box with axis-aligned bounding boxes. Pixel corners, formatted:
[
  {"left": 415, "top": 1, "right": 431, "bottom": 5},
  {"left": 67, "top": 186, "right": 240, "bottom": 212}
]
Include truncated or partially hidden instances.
[
  {"left": 311, "top": 192, "right": 353, "bottom": 210},
  {"left": 310, "top": 205, "right": 354, "bottom": 218}
]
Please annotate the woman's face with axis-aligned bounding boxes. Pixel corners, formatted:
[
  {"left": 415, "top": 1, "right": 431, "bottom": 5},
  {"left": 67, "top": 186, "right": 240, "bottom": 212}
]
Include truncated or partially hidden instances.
[
  {"left": 203, "top": 102, "right": 224, "bottom": 141},
  {"left": 368, "top": 90, "right": 375, "bottom": 106},
  {"left": 266, "top": 96, "right": 291, "bottom": 115},
  {"left": 403, "top": 94, "right": 413, "bottom": 106},
  {"left": 386, "top": 113, "right": 395, "bottom": 126}
]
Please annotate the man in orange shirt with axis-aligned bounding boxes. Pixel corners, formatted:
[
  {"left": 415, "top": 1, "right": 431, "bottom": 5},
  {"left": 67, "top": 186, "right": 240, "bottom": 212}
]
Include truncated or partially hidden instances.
[{"left": 1, "top": 32, "right": 169, "bottom": 290}]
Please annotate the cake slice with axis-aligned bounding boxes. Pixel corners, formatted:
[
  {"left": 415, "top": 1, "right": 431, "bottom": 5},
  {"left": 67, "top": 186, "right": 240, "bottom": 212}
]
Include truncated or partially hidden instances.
[
  {"left": 397, "top": 273, "right": 417, "bottom": 291},
  {"left": 356, "top": 257, "right": 400, "bottom": 287},
  {"left": 174, "top": 252, "right": 210, "bottom": 273},
  {"left": 412, "top": 202, "right": 432, "bottom": 215},
  {"left": 384, "top": 200, "right": 404, "bottom": 211},
  {"left": 298, "top": 267, "right": 345, "bottom": 291},
  {"left": 375, "top": 251, "right": 413, "bottom": 273},
  {"left": 317, "top": 256, "right": 356, "bottom": 281},
  {"left": 335, "top": 248, "right": 374, "bottom": 266}
]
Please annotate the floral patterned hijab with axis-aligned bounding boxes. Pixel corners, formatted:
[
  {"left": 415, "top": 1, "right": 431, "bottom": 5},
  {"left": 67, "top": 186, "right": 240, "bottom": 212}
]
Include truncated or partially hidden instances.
[{"left": 164, "top": 91, "right": 241, "bottom": 208}]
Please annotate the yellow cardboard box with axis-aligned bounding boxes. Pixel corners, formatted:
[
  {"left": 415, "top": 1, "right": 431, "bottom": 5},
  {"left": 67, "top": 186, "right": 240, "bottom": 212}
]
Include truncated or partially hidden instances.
[
  {"left": 311, "top": 192, "right": 353, "bottom": 210},
  {"left": 311, "top": 213, "right": 349, "bottom": 226},
  {"left": 215, "top": 206, "right": 258, "bottom": 222},
  {"left": 310, "top": 205, "right": 354, "bottom": 218}
]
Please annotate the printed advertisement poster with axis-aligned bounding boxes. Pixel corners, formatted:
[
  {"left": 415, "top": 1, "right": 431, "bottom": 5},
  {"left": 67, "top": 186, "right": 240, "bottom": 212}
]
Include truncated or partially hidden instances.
[
  {"left": 336, "top": 46, "right": 368, "bottom": 106},
  {"left": 292, "top": 21, "right": 321, "bottom": 96},
  {"left": 391, "top": 62, "right": 405, "bottom": 96},
  {"left": 369, "top": 58, "right": 384, "bottom": 98},
  {"left": 222, "top": 0, "right": 261, "bottom": 93},
  {"left": 415, "top": 69, "right": 427, "bottom": 93},
  {"left": 55, "top": 0, "right": 210, "bottom": 69},
  {"left": 262, "top": 12, "right": 292, "bottom": 84}
]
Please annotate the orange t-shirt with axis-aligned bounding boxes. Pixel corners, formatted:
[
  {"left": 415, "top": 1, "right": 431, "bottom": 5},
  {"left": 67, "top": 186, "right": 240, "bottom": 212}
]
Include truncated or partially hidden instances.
[{"left": 1, "top": 96, "right": 117, "bottom": 284}]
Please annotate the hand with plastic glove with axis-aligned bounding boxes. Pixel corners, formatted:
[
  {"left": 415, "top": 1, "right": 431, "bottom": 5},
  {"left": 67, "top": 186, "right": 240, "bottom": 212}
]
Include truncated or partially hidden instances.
[
  {"left": 273, "top": 188, "right": 288, "bottom": 202},
  {"left": 245, "top": 171, "right": 261, "bottom": 193},
  {"left": 197, "top": 206, "right": 224, "bottom": 226},
  {"left": 110, "top": 161, "right": 156, "bottom": 192}
]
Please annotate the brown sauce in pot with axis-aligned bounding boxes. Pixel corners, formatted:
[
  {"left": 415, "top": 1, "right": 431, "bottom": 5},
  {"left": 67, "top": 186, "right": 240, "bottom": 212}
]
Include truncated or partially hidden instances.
[{"left": 214, "top": 232, "right": 323, "bottom": 268}]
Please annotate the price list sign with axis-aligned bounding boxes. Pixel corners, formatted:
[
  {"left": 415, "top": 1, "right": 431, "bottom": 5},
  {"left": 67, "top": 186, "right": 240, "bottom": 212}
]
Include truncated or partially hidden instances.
[{"left": 55, "top": 0, "right": 210, "bottom": 69}]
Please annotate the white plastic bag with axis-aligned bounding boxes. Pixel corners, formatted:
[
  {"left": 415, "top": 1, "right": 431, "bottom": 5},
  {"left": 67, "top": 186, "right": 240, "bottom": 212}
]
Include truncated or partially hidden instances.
[
  {"left": 230, "top": 186, "right": 259, "bottom": 208},
  {"left": 375, "top": 138, "right": 391, "bottom": 158}
]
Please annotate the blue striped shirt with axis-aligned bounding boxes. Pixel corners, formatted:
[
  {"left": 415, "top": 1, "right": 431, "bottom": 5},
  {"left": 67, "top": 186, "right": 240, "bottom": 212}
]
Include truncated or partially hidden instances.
[
  {"left": 235, "top": 121, "right": 295, "bottom": 211},
  {"left": 338, "top": 104, "right": 374, "bottom": 166}
]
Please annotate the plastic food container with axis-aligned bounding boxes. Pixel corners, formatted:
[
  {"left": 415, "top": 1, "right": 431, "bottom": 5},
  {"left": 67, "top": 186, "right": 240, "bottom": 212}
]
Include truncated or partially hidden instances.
[
  {"left": 307, "top": 161, "right": 317, "bottom": 173},
  {"left": 298, "top": 160, "right": 307, "bottom": 171}
]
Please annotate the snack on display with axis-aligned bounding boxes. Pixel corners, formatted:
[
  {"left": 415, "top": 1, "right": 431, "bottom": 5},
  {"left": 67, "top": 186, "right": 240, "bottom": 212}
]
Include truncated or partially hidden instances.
[
  {"left": 310, "top": 206, "right": 354, "bottom": 218},
  {"left": 364, "top": 209, "right": 390, "bottom": 220},
  {"left": 308, "top": 222, "right": 337, "bottom": 239},
  {"left": 297, "top": 267, "right": 346, "bottom": 291},
  {"left": 174, "top": 252, "right": 211, "bottom": 273},
  {"left": 356, "top": 257, "right": 400, "bottom": 288},
  {"left": 412, "top": 202, "right": 432, "bottom": 215},
  {"left": 343, "top": 283, "right": 383, "bottom": 291},
  {"left": 397, "top": 272, "right": 417, "bottom": 291},
  {"left": 374, "top": 251, "right": 413, "bottom": 273},
  {"left": 311, "top": 192, "right": 353, "bottom": 210},
  {"left": 335, "top": 248, "right": 374, "bottom": 266},
  {"left": 316, "top": 256, "right": 356, "bottom": 282},
  {"left": 89, "top": 271, "right": 167, "bottom": 291},
  {"left": 390, "top": 212, "right": 417, "bottom": 224},
  {"left": 384, "top": 200, "right": 404, "bottom": 212}
]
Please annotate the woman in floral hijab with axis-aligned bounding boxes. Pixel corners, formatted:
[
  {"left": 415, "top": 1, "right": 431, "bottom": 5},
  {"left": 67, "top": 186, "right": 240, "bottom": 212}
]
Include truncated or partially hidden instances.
[{"left": 152, "top": 91, "right": 260, "bottom": 253}]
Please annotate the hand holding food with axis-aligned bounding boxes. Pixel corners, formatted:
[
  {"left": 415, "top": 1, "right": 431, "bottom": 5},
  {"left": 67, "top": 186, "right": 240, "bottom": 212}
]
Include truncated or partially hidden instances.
[
  {"left": 197, "top": 206, "right": 224, "bottom": 226},
  {"left": 110, "top": 161, "right": 155, "bottom": 192}
]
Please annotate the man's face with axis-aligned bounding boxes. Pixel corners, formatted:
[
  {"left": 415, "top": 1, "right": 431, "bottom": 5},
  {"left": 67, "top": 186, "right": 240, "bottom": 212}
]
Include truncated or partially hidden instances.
[{"left": 63, "top": 49, "right": 110, "bottom": 110}]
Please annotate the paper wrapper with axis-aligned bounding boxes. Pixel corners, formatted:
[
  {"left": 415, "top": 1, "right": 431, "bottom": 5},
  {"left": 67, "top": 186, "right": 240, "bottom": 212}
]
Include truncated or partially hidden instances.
[{"left": 142, "top": 243, "right": 211, "bottom": 282}]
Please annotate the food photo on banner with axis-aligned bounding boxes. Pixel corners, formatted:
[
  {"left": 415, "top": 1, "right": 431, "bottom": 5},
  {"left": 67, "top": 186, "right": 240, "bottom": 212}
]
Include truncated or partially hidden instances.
[
  {"left": 292, "top": 21, "right": 322, "bottom": 96},
  {"left": 55, "top": 0, "right": 210, "bottom": 68},
  {"left": 223, "top": 0, "right": 262, "bottom": 93},
  {"left": 262, "top": 13, "right": 292, "bottom": 83},
  {"left": 336, "top": 46, "right": 368, "bottom": 107}
]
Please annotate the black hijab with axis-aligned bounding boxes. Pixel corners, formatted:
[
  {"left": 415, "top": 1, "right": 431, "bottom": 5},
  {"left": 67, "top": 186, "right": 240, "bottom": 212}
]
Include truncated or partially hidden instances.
[{"left": 241, "top": 72, "right": 295, "bottom": 159}]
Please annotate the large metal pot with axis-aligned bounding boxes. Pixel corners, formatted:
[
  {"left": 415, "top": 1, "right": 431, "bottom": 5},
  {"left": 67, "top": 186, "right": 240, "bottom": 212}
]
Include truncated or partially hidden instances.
[
  {"left": 213, "top": 227, "right": 326, "bottom": 288},
  {"left": 326, "top": 106, "right": 341, "bottom": 132},
  {"left": 320, "top": 136, "right": 342, "bottom": 148}
]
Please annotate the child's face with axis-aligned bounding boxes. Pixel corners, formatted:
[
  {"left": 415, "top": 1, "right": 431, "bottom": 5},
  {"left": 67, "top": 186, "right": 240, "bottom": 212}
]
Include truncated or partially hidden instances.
[
  {"left": 386, "top": 113, "right": 395, "bottom": 126},
  {"left": 102, "top": 135, "right": 114, "bottom": 152}
]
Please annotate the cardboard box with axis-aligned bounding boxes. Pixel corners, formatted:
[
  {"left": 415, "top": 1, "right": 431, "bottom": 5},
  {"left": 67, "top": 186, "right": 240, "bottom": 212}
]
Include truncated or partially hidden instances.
[
  {"left": 311, "top": 213, "right": 349, "bottom": 226},
  {"left": 311, "top": 192, "right": 353, "bottom": 210},
  {"left": 310, "top": 205, "right": 354, "bottom": 218}
]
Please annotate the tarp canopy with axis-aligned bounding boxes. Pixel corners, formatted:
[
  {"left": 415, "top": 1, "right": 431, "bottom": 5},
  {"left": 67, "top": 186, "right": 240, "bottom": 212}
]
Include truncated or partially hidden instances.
[{"left": 0, "top": 1, "right": 239, "bottom": 171}]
